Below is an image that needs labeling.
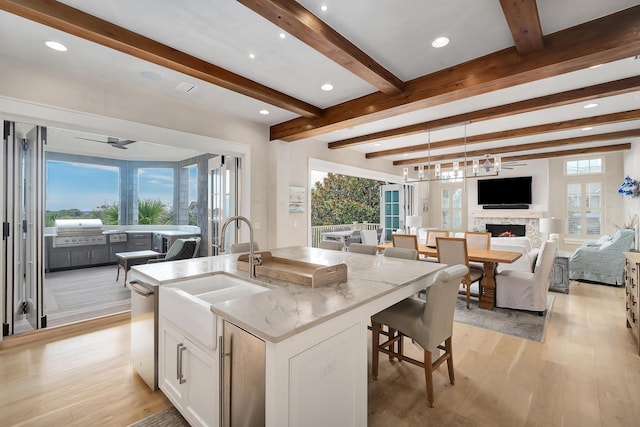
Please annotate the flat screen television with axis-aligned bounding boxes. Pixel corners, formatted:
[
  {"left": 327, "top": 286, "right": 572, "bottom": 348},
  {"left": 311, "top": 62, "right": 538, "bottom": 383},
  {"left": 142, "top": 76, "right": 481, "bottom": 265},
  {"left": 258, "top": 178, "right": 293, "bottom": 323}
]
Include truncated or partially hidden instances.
[{"left": 477, "top": 176, "right": 532, "bottom": 207}]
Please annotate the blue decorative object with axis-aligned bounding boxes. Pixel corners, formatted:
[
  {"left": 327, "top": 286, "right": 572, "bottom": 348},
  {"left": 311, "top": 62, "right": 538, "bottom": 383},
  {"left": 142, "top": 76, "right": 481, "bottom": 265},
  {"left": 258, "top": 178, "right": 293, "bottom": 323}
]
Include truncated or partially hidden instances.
[{"left": 618, "top": 176, "right": 639, "bottom": 199}]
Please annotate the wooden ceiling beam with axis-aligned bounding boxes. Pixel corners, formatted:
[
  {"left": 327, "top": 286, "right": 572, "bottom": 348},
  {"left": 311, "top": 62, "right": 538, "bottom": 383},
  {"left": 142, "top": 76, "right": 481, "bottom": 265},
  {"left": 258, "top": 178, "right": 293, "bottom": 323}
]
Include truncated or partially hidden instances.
[
  {"left": 367, "top": 109, "right": 640, "bottom": 159},
  {"left": 329, "top": 75, "right": 640, "bottom": 149},
  {"left": 418, "top": 143, "right": 631, "bottom": 170},
  {"left": 0, "top": 0, "right": 322, "bottom": 118},
  {"left": 237, "top": 0, "right": 404, "bottom": 94},
  {"left": 500, "top": 143, "right": 631, "bottom": 163},
  {"left": 394, "top": 129, "right": 640, "bottom": 166},
  {"left": 499, "top": 0, "right": 544, "bottom": 55},
  {"left": 271, "top": 6, "right": 640, "bottom": 141}
]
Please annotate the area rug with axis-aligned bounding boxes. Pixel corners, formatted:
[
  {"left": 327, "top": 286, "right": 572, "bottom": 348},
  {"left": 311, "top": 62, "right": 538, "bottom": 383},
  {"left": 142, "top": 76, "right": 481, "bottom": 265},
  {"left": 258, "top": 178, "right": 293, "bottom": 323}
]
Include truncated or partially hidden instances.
[
  {"left": 127, "top": 407, "right": 189, "bottom": 427},
  {"left": 453, "top": 294, "right": 554, "bottom": 342}
]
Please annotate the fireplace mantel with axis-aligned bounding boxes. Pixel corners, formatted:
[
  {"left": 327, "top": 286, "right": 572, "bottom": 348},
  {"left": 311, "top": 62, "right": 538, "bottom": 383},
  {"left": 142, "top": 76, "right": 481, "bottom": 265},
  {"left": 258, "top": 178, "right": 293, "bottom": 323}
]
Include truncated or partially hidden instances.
[
  {"left": 471, "top": 210, "right": 545, "bottom": 219},
  {"left": 471, "top": 210, "right": 545, "bottom": 247}
]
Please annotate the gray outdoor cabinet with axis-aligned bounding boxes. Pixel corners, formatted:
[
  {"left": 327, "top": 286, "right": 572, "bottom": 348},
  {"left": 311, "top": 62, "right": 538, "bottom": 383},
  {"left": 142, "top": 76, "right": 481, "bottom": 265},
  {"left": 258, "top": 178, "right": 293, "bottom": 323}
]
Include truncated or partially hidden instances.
[{"left": 126, "top": 232, "right": 152, "bottom": 251}]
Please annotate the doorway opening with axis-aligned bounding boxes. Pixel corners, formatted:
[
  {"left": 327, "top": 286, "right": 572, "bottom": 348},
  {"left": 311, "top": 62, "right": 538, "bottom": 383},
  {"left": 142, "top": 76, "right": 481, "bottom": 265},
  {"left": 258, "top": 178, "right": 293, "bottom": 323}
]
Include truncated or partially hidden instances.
[{"left": 2, "top": 121, "right": 240, "bottom": 337}]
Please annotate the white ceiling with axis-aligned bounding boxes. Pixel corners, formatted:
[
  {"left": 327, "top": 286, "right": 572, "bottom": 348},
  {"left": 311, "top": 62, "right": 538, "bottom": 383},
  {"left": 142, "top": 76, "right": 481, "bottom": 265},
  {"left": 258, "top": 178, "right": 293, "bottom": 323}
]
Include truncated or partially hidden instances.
[{"left": 0, "top": 0, "right": 639, "bottom": 164}]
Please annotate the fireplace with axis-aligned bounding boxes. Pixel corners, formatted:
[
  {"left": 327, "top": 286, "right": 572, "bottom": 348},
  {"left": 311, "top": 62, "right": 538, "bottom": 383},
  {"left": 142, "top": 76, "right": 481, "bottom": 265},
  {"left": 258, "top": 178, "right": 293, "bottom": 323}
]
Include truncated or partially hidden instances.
[{"left": 486, "top": 223, "right": 526, "bottom": 237}]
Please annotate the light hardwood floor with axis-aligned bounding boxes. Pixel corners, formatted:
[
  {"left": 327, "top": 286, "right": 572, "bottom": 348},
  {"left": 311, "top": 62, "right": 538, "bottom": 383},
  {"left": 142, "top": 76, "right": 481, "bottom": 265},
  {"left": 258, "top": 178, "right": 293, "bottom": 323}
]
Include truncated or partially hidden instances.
[{"left": 1, "top": 281, "right": 639, "bottom": 426}]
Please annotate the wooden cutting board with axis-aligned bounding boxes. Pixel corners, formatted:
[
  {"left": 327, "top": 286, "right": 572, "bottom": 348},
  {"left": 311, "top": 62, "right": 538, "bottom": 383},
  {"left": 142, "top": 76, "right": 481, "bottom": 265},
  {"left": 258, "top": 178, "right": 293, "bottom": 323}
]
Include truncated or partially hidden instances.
[{"left": 237, "top": 251, "right": 347, "bottom": 287}]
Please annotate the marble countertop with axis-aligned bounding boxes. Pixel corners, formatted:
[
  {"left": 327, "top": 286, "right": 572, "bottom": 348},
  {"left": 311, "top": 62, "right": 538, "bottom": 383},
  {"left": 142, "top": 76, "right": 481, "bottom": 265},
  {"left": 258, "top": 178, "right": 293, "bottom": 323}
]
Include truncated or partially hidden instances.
[
  {"left": 131, "top": 246, "right": 445, "bottom": 343},
  {"left": 124, "top": 230, "right": 199, "bottom": 236}
]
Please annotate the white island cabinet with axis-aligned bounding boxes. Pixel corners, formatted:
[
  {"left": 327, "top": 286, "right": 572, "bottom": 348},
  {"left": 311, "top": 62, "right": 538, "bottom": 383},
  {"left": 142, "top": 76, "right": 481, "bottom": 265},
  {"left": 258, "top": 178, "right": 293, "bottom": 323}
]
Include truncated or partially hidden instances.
[
  {"left": 132, "top": 246, "right": 445, "bottom": 427},
  {"left": 158, "top": 319, "right": 218, "bottom": 427}
]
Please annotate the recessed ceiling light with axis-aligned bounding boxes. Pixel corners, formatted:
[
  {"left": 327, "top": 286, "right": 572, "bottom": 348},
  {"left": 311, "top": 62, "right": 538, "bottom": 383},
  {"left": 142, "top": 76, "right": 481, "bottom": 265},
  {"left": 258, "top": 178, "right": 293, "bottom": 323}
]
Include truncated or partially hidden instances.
[
  {"left": 583, "top": 103, "right": 598, "bottom": 109},
  {"left": 279, "top": 32, "right": 286, "bottom": 39},
  {"left": 581, "top": 127, "right": 593, "bottom": 131},
  {"left": 259, "top": 109, "right": 270, "bottom": 115},
  {"left": 431, "top": 36, "right": 450, "bottom": 48},
  {"left": 403, "top": 153, "right": 409, "bottom": 156},
  {"left": 321, "top": 83, "right": 334, "bottom": 91},
  {"left": 249, "top": 53, "right": 255, "bottom": 59},
  {"left": 45, "top": 40, "right": 67, "bottom": 51},
  {"left": 321, "top": 5, "right": 328, "bottom": 12},
  {"left": 374, "top": 143, "right": 381, "bottom": 147},
  {"left": 139, "top": 71, "right": 162, "bottom": 81}
]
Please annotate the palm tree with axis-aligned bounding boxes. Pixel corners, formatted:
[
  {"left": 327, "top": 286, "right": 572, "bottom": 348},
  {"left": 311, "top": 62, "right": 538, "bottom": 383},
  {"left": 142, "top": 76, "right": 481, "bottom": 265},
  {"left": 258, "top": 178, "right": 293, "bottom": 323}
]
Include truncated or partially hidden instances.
[
  {"left": 138, "top": 199, "right": 172, "bottom": 224},
  {"left": 100, "top": 202, "right": 119, "bottom": 225}
]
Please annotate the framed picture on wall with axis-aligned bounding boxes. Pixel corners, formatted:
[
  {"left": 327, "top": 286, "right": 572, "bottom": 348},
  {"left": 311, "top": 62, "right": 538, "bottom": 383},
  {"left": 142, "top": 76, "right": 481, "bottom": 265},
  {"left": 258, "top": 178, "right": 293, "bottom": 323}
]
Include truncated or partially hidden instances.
[{"left": 289, "top": 186, "right": 305, "bottom": 213}]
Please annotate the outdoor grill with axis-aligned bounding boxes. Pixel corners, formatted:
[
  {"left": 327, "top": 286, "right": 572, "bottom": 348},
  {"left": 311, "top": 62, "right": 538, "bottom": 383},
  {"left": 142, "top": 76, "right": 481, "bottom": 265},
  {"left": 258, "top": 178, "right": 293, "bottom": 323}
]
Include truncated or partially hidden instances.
[{"left": 53, "top": 218, "right": 107, "bottom": 247}]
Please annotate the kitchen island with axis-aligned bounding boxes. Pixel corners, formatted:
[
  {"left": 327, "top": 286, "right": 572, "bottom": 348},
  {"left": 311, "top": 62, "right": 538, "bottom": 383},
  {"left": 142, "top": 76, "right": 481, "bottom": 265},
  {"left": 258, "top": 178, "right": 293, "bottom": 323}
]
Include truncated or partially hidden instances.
[{"left": 131, "top": 246, "right": 446, "bottom": 426}]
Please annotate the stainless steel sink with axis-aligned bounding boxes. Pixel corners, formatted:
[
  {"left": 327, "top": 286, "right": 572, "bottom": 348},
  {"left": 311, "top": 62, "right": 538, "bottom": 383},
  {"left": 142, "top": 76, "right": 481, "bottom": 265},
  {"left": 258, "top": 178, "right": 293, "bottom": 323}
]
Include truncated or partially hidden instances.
[{"left": 159, "top": 272, "right": 270, "bottom": 350}]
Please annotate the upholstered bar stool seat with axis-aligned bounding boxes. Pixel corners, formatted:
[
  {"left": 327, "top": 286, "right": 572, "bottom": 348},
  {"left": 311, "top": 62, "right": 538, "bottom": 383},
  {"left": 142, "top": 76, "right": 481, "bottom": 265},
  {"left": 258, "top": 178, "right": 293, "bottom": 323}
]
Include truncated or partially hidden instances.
[{"left": 371, "top": 264, "right": 469, "bottom": 407}]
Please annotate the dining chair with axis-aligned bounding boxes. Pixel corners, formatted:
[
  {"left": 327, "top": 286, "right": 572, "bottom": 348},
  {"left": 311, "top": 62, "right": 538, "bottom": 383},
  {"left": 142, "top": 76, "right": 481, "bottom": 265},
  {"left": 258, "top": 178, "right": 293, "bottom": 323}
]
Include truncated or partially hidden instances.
[
  {"left": 391, "top": 234, "right": 419, "bottom": 260},
  {"left": 464, "top": 231, "right": 491, "bottom": 250},
  {"left": 464, "top": 231, "right": 491, "bottom": 270},
  {"left": 436, "top": 237, "right": 483, "bottom": 309},
  {"left": 348, "top": 243, "right": 378, "bottom": 255},
  {"left": 426, "top": 230, "right": 450, "bottom": 247},
  {"left": 371, "top": 264, "right": 469, "bottom": 407},
  {"left": 318, "top": 240, "right": 344, "bottom": 251},
  {"left": 383, "top": 247, "right": 418, "bottom": 260},
  {"left": 230, "top": 241, "right": 260, "bottom": 253},
  {"left": 360, "top": 229, "right": 379, "bottom": 246}
]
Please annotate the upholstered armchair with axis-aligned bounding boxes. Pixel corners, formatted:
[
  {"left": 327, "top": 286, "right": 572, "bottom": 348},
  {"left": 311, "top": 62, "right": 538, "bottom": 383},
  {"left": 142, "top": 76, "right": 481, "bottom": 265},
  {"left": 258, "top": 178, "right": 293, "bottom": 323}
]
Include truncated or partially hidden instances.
[
  {"left": 569, "top": 228, "right": 635, "bottom": 286},
  {"left": 495, "top": 240, "right": 557, "bottom": 314}
]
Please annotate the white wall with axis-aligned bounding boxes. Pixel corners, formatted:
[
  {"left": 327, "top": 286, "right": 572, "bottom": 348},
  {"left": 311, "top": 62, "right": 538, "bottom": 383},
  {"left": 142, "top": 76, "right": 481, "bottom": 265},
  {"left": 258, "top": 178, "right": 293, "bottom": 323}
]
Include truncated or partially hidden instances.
[
  {"left": 418, "top": 159, "right": 549, "bottom": 231},
  {"left": 269, "top": 138, "right": 399, "bottom": 248},
  {"left": 467, "top": 159, "right": 549, "bottom": 215}
]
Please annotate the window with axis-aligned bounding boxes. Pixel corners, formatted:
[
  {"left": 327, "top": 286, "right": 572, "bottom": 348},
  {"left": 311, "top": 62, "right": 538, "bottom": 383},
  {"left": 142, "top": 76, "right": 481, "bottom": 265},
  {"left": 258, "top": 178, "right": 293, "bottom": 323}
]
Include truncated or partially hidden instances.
[
  {"left": 46, "top": 160, "right": 119, "bottom": 225},
  {"left": 137, "top": 167, "right": 174, "bottom": 224},
  {"left": 566, "top": 158, "right": 601, "bottom": 175},
  {"left": 439, "top": 170, "right": 464, "bottom": 182},
  {"left": 183, "top": 164, "right": 198, "bottom": 225},
  {"left": 441, "top": 186, "right": 463, "bottom": 230},
  {"left": 565, "top": 158, "right": 602, "bottom": 237}
]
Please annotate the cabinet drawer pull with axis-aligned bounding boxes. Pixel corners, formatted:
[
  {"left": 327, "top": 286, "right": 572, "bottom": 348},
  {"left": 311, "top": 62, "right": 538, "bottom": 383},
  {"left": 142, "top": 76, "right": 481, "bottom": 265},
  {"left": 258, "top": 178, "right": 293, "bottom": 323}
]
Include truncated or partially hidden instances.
[{"left": 176, "top": 343, "right": 187, "bottom": 384}]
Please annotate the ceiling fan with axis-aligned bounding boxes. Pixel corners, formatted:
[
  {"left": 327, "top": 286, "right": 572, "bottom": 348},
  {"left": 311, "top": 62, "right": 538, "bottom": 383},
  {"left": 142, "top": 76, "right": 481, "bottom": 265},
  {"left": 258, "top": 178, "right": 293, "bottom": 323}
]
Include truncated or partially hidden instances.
[
  {"left": 75, "top": 136, "right": 136, "bottom": 149},
  {"left": 481, "top": 154, "right": 526, "bottom": 172}
]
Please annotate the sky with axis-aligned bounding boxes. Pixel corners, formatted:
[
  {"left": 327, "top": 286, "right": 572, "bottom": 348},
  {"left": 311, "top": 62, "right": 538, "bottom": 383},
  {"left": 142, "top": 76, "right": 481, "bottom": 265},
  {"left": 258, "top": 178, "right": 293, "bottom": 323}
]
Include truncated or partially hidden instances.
[
  {"left": 46, "top": 161, "right": 194, "bottom": 212},
  {"left": 310, "top": 170, "right": 328, "bottom": 187}
]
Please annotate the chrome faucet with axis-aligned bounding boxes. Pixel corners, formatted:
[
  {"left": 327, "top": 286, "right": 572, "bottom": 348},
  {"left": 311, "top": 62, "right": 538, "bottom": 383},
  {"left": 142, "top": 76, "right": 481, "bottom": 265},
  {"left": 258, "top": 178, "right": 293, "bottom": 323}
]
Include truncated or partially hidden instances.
[{"left": 219, "top": 215, "right": 261, "bottom": 278}]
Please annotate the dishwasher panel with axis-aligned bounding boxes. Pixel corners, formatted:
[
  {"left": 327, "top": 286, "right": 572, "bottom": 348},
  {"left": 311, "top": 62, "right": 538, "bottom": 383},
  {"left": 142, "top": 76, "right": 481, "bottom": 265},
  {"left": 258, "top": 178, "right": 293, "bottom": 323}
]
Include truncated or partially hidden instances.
[
  {"left": 222, "top": 320, "right": 265, "bottom": 427},
  {"left": 128, "top": 279, "right": 158, "bottom": 390}
]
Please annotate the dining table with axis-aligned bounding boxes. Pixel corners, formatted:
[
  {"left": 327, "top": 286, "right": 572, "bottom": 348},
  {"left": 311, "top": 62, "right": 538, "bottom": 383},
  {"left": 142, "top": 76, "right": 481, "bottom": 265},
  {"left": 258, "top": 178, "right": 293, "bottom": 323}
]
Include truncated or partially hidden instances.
[{"left": 377, "top": 242, "right": 522, "bottom": 310}]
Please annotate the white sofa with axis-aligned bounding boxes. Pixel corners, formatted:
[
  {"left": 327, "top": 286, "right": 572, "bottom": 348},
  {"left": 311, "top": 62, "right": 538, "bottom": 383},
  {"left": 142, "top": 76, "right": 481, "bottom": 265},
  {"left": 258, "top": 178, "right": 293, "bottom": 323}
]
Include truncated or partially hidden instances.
[{"left": 490, "top": 237, "right": 539, "bottom": 273}]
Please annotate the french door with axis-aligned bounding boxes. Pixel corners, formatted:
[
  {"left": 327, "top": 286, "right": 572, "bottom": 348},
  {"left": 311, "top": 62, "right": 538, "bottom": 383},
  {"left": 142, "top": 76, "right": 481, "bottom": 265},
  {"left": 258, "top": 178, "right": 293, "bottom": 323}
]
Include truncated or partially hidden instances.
[
  {"left": 208, "top": 155, "right": 241, "bottom": 255},
  {"left": 379, "top": 184, "right": 413, "bottom": 242},
  {"left": 2, "top": 121, "right": 46, "bottom": 337}
]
